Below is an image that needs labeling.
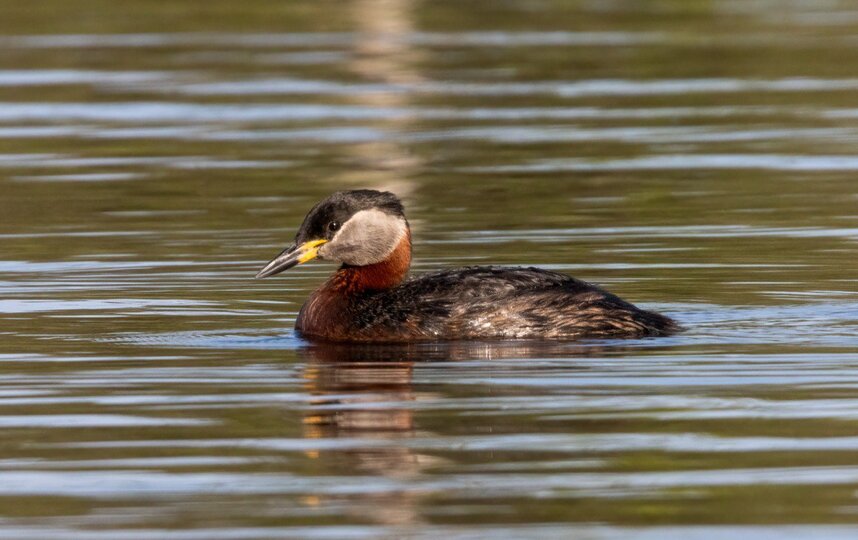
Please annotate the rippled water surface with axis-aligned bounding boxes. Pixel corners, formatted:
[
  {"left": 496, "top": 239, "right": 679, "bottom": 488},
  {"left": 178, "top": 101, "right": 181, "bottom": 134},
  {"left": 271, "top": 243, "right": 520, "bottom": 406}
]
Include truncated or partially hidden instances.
[{"left": 2, "top": 1, "right": 858, "bottom": 538}]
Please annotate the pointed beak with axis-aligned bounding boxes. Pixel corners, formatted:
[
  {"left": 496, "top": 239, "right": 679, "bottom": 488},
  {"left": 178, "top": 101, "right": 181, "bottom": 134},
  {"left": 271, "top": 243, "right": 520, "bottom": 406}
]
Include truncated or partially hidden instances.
[{"left": 255, "top": 239, "right": 327, "bottom": 279}]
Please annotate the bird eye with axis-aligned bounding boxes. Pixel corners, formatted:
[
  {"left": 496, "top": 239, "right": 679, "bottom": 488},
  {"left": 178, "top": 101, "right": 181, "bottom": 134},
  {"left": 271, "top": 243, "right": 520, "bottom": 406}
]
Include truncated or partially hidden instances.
[{"left": 328, "top": 221, "right": 340, "bottom": 233}]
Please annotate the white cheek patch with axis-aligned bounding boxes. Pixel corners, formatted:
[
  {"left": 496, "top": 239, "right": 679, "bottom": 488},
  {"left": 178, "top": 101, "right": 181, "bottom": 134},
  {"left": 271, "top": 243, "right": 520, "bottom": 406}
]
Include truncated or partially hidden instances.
[{"left": 320, "top": 209, "right": 406, "bottom": 266}]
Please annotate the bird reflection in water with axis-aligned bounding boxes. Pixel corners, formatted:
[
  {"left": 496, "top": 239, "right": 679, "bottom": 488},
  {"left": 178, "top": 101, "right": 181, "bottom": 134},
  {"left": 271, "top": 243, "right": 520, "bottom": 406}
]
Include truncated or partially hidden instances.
[
  {"left": 298, "top": 342, "right": 431, "bottom": 527},
  {"left": 298, "top": 339, "right": 637, "bottom": 468},
  {"left": 300, "top": 343, "right": 427, "bottom": 478},
  {"left": 297, "top": 339, "right": 661, "bottom": 526}
]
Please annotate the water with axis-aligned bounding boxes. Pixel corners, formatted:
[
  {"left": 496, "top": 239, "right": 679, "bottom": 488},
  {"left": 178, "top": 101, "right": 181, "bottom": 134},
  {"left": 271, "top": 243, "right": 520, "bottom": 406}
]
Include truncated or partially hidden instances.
[{"left": 1, "top": 0, "right": 858, "bottom": 537}]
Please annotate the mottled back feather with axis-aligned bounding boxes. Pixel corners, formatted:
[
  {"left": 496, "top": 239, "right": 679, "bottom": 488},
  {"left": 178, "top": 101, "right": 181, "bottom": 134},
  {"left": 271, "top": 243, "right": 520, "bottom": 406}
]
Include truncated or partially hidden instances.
[{"left": 300, "top": 266, "right": 679, "bottom": 342}]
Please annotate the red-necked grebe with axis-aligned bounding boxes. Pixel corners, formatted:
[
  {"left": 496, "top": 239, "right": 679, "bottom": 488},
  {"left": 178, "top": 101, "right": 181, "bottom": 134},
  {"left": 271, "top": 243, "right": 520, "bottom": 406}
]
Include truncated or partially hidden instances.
[{"left": 255, "top": 190, "right": 679, "bottom": 342}]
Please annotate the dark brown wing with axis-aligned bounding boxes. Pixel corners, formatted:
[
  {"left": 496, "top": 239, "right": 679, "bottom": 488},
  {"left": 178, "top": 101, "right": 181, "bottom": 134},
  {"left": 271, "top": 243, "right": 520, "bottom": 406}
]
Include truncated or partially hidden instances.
[{"left": 350, "top": 266, "right": 679, "bottom": 340}]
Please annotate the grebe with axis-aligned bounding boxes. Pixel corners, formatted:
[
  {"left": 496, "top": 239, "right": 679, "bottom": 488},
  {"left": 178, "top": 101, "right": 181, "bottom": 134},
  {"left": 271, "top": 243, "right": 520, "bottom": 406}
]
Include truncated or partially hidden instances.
[{"left": 255, "top": 190, "right": 679, "bottom": 342}]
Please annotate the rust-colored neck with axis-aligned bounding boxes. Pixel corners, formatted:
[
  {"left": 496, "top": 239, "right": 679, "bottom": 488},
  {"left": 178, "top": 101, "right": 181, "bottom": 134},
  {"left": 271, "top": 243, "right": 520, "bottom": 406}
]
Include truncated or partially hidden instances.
[
  {"left": 296, "top": 230, "right": 412, "bottom": 340},
  {"left": 328, "top": 229, "right": 412, "bottom": 294}
]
